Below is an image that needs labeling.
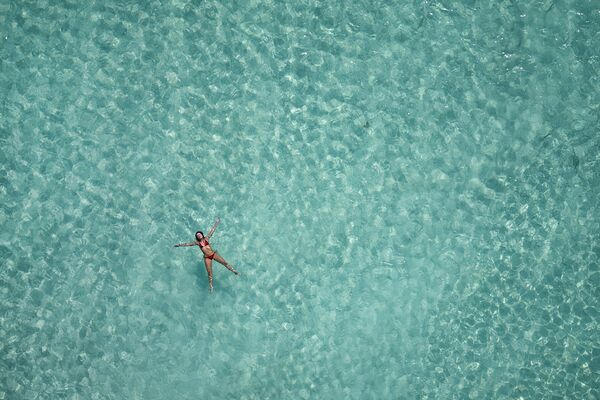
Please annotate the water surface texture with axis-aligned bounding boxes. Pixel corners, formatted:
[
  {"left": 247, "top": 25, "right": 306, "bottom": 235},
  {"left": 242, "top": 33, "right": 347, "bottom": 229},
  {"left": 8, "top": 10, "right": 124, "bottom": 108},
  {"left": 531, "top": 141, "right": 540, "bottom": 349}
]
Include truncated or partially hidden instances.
[{"left": 1, "top": 0, "right": 599, "bottom": 398}]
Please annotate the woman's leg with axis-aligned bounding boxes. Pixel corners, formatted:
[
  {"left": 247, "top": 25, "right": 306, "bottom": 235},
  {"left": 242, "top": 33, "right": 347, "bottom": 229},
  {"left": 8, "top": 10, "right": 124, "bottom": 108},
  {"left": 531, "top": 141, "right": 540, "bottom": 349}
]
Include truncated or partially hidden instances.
[
  {"left": 203, "top": 258, "right": 214, "bottom": 291},
  {"left": 213, "top": 253, "right": 238, "bottom": 274}
]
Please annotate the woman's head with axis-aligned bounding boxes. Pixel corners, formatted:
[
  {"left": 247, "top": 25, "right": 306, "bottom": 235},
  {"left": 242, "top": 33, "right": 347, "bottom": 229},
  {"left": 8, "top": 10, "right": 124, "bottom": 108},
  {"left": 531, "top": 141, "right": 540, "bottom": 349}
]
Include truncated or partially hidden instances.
[{"left": 195, "top": 231, "right": 204, "bottom": 241}]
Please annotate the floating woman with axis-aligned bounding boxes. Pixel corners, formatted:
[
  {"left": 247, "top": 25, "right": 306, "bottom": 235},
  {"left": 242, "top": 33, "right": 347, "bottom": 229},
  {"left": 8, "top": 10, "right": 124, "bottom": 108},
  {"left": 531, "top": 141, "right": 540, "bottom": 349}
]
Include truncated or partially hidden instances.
[{"left": 174, "top": 217, "right": 238, "bottom": 292}]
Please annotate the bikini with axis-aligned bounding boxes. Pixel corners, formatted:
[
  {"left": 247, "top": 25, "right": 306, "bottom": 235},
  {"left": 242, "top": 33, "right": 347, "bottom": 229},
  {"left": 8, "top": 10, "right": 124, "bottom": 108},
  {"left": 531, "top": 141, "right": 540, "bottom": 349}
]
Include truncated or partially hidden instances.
[{"left": 199, "top": 239, "right": 216, "bottom": 260}]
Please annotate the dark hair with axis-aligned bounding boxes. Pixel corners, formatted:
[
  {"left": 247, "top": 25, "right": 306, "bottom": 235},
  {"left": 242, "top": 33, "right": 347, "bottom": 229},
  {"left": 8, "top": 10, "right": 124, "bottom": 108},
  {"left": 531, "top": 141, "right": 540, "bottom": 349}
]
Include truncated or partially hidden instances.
[{"left": 195, "top": 231, "right": 204, "bottom": 240}]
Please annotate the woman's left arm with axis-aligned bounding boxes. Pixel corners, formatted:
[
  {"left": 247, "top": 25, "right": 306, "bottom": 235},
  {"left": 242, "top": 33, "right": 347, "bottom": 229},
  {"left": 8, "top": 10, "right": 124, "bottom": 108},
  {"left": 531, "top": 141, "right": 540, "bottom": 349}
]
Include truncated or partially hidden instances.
[{"left": 207, "top": 217, "right": 221, "bottom": 239}]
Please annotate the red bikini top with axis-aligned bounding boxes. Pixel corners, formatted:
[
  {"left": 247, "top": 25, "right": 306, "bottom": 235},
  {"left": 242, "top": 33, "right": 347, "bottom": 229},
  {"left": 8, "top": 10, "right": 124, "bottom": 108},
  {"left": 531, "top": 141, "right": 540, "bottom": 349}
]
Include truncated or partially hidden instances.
[{"left": 199, "top": 239, "right": 210, "bottom": 248}]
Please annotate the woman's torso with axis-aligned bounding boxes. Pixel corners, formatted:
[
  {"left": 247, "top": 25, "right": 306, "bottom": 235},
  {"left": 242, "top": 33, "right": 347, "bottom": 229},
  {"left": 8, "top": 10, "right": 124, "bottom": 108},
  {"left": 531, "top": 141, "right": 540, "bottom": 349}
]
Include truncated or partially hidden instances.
[{"left": 198, "top": 239, "right": 214, "bottom": 255}]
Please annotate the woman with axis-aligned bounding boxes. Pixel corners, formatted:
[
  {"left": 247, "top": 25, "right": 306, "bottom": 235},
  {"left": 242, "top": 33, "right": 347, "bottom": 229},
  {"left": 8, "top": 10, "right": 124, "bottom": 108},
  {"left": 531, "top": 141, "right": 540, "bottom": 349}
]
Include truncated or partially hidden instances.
[{"left": 174, "top": 217, "right": 238, "bottom": 292}]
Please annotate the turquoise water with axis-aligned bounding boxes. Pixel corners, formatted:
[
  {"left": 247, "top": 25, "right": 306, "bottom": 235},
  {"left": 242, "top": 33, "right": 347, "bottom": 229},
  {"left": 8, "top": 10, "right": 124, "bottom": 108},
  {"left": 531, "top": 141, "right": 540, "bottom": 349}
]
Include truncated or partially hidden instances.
[{"left": 1, "top": 0, "right": 599, "bottom": 398}]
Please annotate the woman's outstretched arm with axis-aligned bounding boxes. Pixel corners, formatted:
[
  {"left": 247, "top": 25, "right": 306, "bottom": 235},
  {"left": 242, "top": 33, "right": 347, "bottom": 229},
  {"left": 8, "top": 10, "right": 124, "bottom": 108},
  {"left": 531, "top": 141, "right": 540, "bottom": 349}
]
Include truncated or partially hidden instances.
[
  {"left": 174, "top": 242, "right": 196, "bottom": 247},
  {"left": 207, "top": 217, "right": 221, "bottom": 239}
]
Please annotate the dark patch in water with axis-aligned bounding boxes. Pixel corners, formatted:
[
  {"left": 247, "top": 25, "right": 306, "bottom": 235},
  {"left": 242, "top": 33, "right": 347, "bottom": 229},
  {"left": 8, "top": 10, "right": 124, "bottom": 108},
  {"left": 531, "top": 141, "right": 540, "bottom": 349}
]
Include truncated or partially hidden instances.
[{"left": 571, "top": 152, "right": 579, "bottom": 169}]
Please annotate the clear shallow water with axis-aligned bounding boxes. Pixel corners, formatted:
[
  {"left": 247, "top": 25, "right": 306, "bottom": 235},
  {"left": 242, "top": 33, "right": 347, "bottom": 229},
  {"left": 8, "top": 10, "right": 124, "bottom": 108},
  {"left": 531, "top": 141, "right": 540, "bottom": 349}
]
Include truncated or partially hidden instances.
[{"left": 1, "top": 0, "right": 599, "bottom": 398}]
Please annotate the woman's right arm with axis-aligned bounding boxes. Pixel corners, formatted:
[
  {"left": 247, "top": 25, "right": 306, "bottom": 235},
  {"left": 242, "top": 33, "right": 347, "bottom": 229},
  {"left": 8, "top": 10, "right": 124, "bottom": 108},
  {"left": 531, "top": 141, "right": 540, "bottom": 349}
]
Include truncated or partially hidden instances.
[{"left": 174, "top": 242, "right": 196, "bottom": 247}]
